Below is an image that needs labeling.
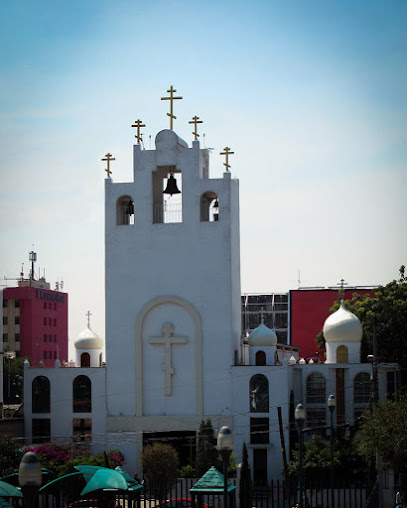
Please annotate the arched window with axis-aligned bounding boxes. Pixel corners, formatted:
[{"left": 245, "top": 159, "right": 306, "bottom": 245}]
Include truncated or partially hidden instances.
[
  {"left": 354, "top": 372, "right": 371, "bottom": 404},
  {"left": 249, "top": 374, "right": 269, "bottom": 413},
  {"left": 81, "top": 353, "right": 90, "bottom": 367},
  {"left": 32, "top": 376, "right": 50, "bottom": 413},
  {"left": 306, "top": 373, "right": 326, "bottom": 403},
  {"left": 116, "top": 195, "right": 135, "bottom": 225},
  {"left": 73, "top": 375, "right": 91, "bottom": 413},
  {"left": 255, "top": 351, "right": 266, "bottom": 366},
  {"left": 337, "top": 345, "right": 349, "bottom": 363},
  {"left": 200, "top": 192, "right": 219, "bottom": 222}
]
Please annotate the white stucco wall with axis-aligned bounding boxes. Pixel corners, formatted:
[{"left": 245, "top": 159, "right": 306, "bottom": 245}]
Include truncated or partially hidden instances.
[{"left": 23, "top": 362, "right": 106, "bottom": 449}]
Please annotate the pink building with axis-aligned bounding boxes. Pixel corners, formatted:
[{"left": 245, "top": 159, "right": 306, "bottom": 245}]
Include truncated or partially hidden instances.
[{"left": 3, "top": 280, "right": 68, "bottom": 366}]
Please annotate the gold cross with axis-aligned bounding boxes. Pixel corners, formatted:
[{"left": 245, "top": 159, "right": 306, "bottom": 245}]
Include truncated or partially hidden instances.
[
  {"left": 102, "top": 153, "right": 115, "bottom": 177},
  {"left": 220, "top": 147, "right": 234, "bottom": 171},
  {"left": 161, "top": 85, "right": 182, "bottom": 130},
  {"left": 189, "top": 116, "right": 203, "bottom": 140},
  {"left": 131, "top": 119, "right": 146, "bottom": 144}
]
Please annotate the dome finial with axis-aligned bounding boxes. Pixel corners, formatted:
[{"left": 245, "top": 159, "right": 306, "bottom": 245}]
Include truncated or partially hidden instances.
[{"left": 260, "top": 307, "right": 265, "bottom": 325}]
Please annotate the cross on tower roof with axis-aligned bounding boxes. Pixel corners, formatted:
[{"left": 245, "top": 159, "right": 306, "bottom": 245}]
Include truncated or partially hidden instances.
[
  {"left": 86, "top": 310, "right": 92, "bottom": 327},
  {"left": 161, "top": 86, "right": 182, "bottom": 130},
  {"left": 220, "top": 147, "right": 234, "bottom": 171},
  {"left": 189, "top": 116, "right": 203, "bottom": 140},
  {"left": 131, "top": 119, "right": 146, "bottom": 144},
  {"left": 101, "top": 153, "right": 115, "bottom": 178},
  {"left": 337, "top": 278, "right": 348, "bottom": 299}
]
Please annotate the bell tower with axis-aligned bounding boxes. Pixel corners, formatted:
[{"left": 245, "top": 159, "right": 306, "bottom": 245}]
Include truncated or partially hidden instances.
[{"left": 104, "top": 98, "right": 240, "bottom": 462}]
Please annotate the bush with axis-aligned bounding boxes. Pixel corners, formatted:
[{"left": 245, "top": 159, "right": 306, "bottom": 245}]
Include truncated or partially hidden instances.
[{"left": 141, "top": 442, "right": 179, "bottom": 498}]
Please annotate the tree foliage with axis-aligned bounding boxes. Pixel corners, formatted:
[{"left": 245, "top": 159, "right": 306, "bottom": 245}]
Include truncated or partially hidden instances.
[
  {"left": 195, "top": 419, "right": 219, "bottom": 476},
  {"left": 141, "top": 442, "right": 179, "bottom": 496},
  {"left": 287, "top": 435, "right": 367, "bottom": 482},
  {"left": 357, "top": 392, "right": 407, "bottom": 477},
  {"left": 2, "top": 354, "right": 28, "bottom": 404},
  {"left": 239, "top": 442, "right": 251, "bottom": 508},
  {"left": 0, "top": 436, "right": 22, "bottom": 476}
]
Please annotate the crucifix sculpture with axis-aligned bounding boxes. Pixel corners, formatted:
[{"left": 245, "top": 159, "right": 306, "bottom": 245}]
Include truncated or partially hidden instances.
[
  {"left": 101, "top": 153, "right": 115, "bottom": 178},
  {"left": 149, "top": 323, "right": 187, "bottom": 396},
  {"left": 161, "top": 86, "right": 182, "bottom": 130}
]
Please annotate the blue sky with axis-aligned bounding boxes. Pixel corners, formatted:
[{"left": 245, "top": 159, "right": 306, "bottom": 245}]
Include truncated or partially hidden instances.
[{"left": 1, "top": 0, "right": 406, "bottom": 354}]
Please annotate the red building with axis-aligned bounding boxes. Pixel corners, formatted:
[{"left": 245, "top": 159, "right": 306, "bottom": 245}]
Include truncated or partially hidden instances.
[
  {"left": 2, "top": 280, "right": 68, "bottom": 366},
  {"left": 289, "top": 287, "right": 374, "bottom": 360}
]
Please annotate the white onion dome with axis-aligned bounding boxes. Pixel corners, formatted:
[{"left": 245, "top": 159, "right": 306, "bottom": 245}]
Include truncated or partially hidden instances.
[
  {"left": 75, "top": 325, "right": 103, "bottom": 349},
  {"left": 323, "top": 300, "right": 363, "bottom": 343},
  {"left": 248, "top": 323, "right": 277, "bottom": 347}
]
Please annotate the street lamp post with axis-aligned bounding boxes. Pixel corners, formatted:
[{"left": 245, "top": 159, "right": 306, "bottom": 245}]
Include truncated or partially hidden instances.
[
  {"left": 19, "top": 451, "right": 42, "bottom": 508},
  {"left": 217, "top": 426, "right": 234, "bottom": 508},
  {"left": 295, "top": 404, "right": 306, "bottom": 508},
  {"left": 328, "top": 395, "right": 336, "bottom": 508}
]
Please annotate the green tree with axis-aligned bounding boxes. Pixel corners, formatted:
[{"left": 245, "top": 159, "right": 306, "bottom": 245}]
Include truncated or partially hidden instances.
[
  {"left": 239, "top": 442, "right": 251, "bottom": 508},
  {"left": 141, "top": 442, "right": 179, "bottom": 499},
  {"left": 287, "top": 435, "right": 367, "bottom": 483},
  {"left": 3, "top": 353, "right": 28, "bottom": 404},
  {"left": 0, "top": 436, "right": 22, "bottom": 476},
  {"left": 195, "top": 419, "right": 219, "bottom": 476},
  {"left": 357, "top": 392, "right": 407, "bottom": 481}
]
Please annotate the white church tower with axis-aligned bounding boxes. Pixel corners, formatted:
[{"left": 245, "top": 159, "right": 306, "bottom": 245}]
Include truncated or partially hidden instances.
[{"left": 104, "top": 99, "right": 241, "bottom": 463}]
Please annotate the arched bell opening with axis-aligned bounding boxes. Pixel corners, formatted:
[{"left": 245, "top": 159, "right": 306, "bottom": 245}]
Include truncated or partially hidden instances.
[
  {"left": 153, "top": 166, "right": 182, "bottom": 224},
  {"left": 200, "top": 191, "right": 219, "bottom": 222},
  {"left": 117, "top": 195, "right": 135, "bottom": 225}
]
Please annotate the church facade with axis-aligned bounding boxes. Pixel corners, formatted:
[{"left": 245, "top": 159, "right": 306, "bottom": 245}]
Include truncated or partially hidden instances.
[{"left": 23, "top": 102, "right": 399, "bottom": 482}]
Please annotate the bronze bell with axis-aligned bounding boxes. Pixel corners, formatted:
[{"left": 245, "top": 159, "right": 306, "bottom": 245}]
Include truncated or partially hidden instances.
[
  {"left": 163, "top": 174, "right": 181, "bottom": 196},
  {"left": 126, "top": 199, "right": 134, "bottom": 215}
]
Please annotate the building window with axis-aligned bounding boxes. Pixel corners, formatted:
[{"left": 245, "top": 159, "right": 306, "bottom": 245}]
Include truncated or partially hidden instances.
[
  {"left": 81, "top": 353, "right": 90, "bottom": 367},
  {"left": 44, "top": 317, "right": 47, "bottom": 326},
  {"left": 2, "top": 299, "right": 7, "bottom": 308},
  {"left": 307, "top": 408, "right": 326, "bottom": 432},
  {"left": 354, "top": 372, "right": 370, "bottom": 404},
  {"left": 15, "top": 316, "right": 20, "bottom": 325},
  {"left": 73, "top": 375, "right": 92, "bottom": 413},
  {"left": 252, "top": 449, "right": 268, "bottom": 487},
  {"left": 200, "top": 191, "right": 219, "bottom": 222},
  {"left": 255, "top": 350, "right": 266, "bottom": 366},
  {"left": 14, "top": 300, "right": 20, "bottom": 308},
  {"left": 73, "top": 418, "right": 92, "bottom": 442},
  {"left": 53, "top": 351, "right": 57, "bottom": 359},
  {"left": 44, "top": 351, "right": 47, "bottom": 359},
  {"left": 337, "top": 345, "right": 349, "bottom": 363},
  {"left": 3, "top": 316, "right": 7, "bottom": 325},
  {"left": 44, "top": 302, "right": 47, "bottom": 310},
  {"left": 44, "top": 334, "right": 47, "bottom": 342},
  {"left": 250, "top": 418, "right": 269, "bottom": 444},
  {"left": 32, "top": 376, "right": 51, "bottom": 413},
  {"left": 48, "top": 318, "right": 52, "bottom": 326},
  {"left": 250, "top": 374, "right": 269, "bottom": 413},
  {"left": 32, "top": 419, "right": 50, "bottom": 444},
  {"left": 116, "top": 195, "right": 135, "bottom": 225},
  {"left": 53, "top": 303, "right": 56, "bottom": 310},
  {"left": 306, "top": 373, "right": 326, "bottom": 403},
  {"left": 15, "top": 333, "right": 20, "bottom": 341},
  {"left": 3, "top": 333, "right": 8, "bottom": 342}
]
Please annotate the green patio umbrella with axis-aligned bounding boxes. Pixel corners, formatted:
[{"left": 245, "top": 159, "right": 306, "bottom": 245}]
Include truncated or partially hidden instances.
[
  {"left": 0, "top": 497, "right": 15, "bottom": 508},
  {"left": 0, "top": 480, "right": 23, "bottom": 498},
  {"left": 39, "top": 472, "right": 84, "bottom": 493},
  {"left": 79, "top": 468, "right": 128, "bottom": 495}
]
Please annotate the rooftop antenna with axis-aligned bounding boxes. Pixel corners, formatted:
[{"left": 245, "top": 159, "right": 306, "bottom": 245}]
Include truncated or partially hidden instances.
[
  {"left": 60, "top": 278, "right": 64, "bottom": 290},
  {"left": 20, "top": 263, "right": 24, "bottom": 280},
  {"left": 298, "top": 270, "right": 301, "bottom": 288},
  {"left": 29, "top": 249, "right": 37, "bottom": 285}
]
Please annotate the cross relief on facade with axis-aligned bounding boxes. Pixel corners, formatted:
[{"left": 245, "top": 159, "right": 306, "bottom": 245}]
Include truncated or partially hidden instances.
[{"left": 149, "top": 322, "right": 187, "bottom": 396}]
